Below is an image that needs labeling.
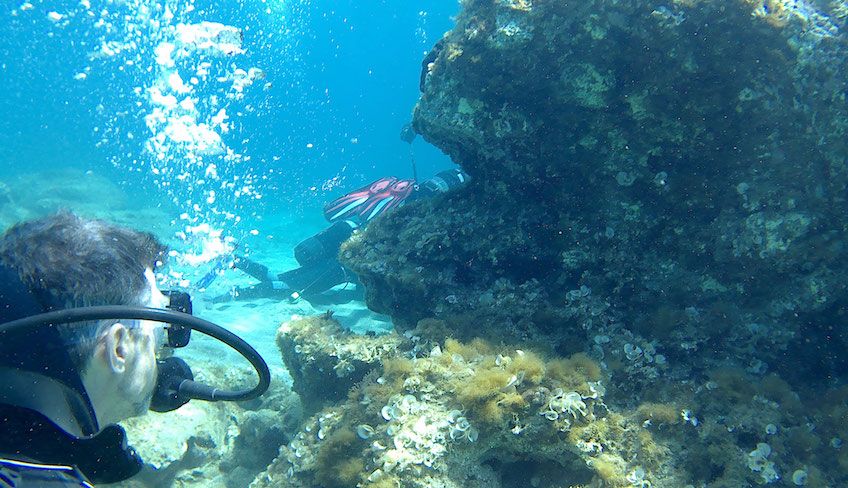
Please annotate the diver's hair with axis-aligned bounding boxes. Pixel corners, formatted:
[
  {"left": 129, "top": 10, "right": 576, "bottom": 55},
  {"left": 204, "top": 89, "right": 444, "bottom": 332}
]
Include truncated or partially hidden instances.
[{"left": 0, "top": 211, "right": 168, "bottom": 369}]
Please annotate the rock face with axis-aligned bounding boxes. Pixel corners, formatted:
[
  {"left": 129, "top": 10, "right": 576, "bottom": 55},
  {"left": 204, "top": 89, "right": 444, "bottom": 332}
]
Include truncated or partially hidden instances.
[
  {"left": 277, "top": 314, "right": 409, "bottom": 415},
  {"left": 255, "top": 317, "right": 848, "bottom": 487},
  {"left": 336, "top": 3, "right": 848, "bottom": 484},
  {"left": 252, "top": 336, "right": 684, "bottom": 488},
  {"left": 342, "top": 0, "right": 848, "bottom": 381}
]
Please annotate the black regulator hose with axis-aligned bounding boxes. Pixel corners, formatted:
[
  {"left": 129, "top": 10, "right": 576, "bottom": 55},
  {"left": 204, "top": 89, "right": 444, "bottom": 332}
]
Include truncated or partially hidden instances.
[{"left": 0, "top": 306, "right": 270, "bottom": 403}]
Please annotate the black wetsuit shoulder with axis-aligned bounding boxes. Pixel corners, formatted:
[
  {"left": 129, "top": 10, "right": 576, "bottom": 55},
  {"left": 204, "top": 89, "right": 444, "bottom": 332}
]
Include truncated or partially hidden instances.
[{"left": 0, "top": 404, "right": 142, "bottom": 486}]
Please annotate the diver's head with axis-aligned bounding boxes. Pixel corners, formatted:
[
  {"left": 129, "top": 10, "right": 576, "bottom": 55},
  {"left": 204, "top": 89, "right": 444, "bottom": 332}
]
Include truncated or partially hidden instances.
[
  {"left": 81, "top": 268, "right": 168, "bottom": 425},
  {"left": 0, "top": 211, "right": 168, "bottom": 430}
]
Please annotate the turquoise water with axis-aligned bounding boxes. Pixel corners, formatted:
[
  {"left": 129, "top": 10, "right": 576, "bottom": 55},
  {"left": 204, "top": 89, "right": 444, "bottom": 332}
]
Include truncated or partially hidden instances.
[
  {"left": 0, "top": 2, "right": 452, "bottom": 485},
  {"left": 1, "top": 0, "right": 456, "bottom": 212},
  {"left": 0, "top": 0, "right": 454, "bottom": 356}
]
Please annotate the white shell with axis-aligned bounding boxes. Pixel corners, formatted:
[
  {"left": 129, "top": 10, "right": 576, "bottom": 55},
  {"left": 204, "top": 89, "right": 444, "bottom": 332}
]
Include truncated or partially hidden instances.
[
  {"left": 356, "top": 424, "right": 375, "bottom": 440},
  {"left": 367, "top": 469, "right": 384, "bottom": 482},
  {"left": 381, "top": 405, "right": 394, "bottom": 421}
]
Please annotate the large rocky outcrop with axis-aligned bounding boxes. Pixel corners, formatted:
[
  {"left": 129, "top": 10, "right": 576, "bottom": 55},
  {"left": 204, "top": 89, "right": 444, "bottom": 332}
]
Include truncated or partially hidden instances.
[{"left": 342, "top": 0, "right": 848, "bottom": 383}]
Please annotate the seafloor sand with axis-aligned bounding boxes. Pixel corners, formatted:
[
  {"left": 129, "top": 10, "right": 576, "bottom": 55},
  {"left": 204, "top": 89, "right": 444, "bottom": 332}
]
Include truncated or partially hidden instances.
[{"left": 191, "top": 252, "right": 394, "bottom": 382}]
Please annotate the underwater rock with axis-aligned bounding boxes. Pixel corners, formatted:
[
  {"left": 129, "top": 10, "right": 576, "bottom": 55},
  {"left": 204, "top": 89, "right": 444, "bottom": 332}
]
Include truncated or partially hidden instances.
[
  {"left": 118, "top": 400, "right": 235, "bottom": 487},
  {"left": 0, "top": 168, "right": 171, "bottom": 233},
  {"left": 340, "top": 1, "right": 848, "bottom": 484},
  {"left": 277, "top": 313, "right": 409, "bottom": 415},
  {"left": 13, "top": 168, "right": 127, "bottom": 213},
  {"left": 343, "top": 0, "right": 848, "bottom": 386},
  {"left": 252, "top": 327, "right": 848, "bottom": 487},
  {"left": 250, "top": 336, "right": 688, "bottom": 488}
]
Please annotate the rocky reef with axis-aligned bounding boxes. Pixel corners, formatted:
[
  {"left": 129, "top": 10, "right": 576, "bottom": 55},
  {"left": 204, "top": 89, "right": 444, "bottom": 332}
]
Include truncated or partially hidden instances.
[
  {"left": 277, "top": 313, "right": 408, "bottom": 415},
  {"left": 256, "top": 311, "right": 848, "bottom": 487},
  {"left": 254, "top": 315, "right": 691, "bottom": 487},
  {"left": 345, "top": 0, "right": 848, "bottom": 375},
  {"left": 116, "top": 363, "right": 301, "bottom": 488},
  {"left": 332, "top": 0, "right": 848, "bottom": 486},
  {"left": 104, "top": 1, "right": 848, "bottom": 486}
]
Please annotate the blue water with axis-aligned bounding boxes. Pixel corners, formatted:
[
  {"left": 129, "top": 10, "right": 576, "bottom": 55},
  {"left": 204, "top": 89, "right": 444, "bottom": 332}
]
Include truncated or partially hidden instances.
[
  {"left": 0, "top": 0, "right": 457, "bottom": 218},
  {"left": 0, "top": 0, "right": 456, "bottom": 425}
]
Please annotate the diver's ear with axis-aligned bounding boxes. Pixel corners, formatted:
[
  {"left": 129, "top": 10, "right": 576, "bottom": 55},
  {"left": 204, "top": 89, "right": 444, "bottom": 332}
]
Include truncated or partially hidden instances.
[{"left": 103, "top": 322, "right": 131, "bottom": 374}]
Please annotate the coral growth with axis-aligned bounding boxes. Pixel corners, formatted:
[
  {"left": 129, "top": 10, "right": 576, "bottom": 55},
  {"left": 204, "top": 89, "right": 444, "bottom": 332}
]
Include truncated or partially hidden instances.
[
  {"left": 253, "top": 329, "right": 689, "bottom": 487},
  {"left": 277, "top": 313, "right": 408, "bottom": 414}
]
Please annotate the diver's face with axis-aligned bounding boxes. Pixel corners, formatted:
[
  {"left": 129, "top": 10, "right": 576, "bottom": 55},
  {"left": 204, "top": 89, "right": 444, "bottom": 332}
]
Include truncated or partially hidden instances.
[
  {"left": 86, "top": 268, "right": 167, "bottom": 425},
  {"left": 122, "top": 268, "right": 168, "bottom": 415}
]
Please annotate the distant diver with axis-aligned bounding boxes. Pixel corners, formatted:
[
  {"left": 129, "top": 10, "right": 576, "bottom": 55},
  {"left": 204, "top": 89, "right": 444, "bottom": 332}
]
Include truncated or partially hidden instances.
[
  {"left": 204, "top": 37, "right": 458, "bottom": 304},
  {"left": 211, "top": 168, "right": 469, "bottom": 302}
]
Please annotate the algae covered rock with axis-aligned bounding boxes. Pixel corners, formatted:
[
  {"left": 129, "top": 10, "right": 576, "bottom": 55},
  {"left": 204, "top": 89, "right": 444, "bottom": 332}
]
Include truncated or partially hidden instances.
[
  {"left": 337, "top": 1, "right": 848, "bottom": 485},
  {"left": 342, "top": 0, "right": 848, "bottom": 383},
  {"left": 253, "top": 333, "right": 686, "bottom": 488},
  {"left": 257, "top": 316, "right": 848, "bottom": 487},
  {"left": 276, "top": 313, "right": 409, "bottom": 414}
]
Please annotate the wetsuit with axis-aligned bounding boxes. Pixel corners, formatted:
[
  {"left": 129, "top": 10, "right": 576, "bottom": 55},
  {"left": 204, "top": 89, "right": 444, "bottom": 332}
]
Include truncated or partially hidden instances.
[
  {"left": 0, "top": 265, "right": 143, "bottom": 486},
  {"left": 221, "top": 169, "right": 469, "bottom": 301},
  {"left": 0, "top": 404, "right": 141, "bottom": 487}
]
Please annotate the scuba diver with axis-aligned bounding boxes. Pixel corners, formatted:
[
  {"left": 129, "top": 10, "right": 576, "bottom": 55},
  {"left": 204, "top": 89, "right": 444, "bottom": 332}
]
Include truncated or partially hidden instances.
[
  {"left": 211, "top": 167, "right": 469, "bottom": 303},
  {"left": 0, "top": 212, "right": 269, "bottom": 486},
  {"left": 204, "top": 39, "right": 456, "bottom": 303}
]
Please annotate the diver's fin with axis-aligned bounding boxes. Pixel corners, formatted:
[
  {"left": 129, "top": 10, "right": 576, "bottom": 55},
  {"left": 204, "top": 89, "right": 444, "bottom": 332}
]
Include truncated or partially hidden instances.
[
  {"left": 323, "top": 177, "right": 397, "bottom": 222},
  {"left": 358, "top": 178, "right": 415, "bottom": 222}
]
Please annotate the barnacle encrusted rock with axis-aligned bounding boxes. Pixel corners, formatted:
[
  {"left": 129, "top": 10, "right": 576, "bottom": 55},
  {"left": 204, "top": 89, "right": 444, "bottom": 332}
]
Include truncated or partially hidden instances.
[
  {"left": 276, "top": 313, "right": 408, "bottom": 414},
  {"left": 252, "top": 334, "right": 684, "bottom": 487},
  {"left": 341, "top": 0, "right": 848, "bottom": 385},
  {"left": 339, "top": 0, "right": 848, "bottom": 484},
  {"left": 256, "top": 317, "right": 848, "bottom": 487}
]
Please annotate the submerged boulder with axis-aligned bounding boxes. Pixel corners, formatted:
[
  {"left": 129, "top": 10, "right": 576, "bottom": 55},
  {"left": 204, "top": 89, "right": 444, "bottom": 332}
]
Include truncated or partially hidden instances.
[
  {"left": 252, "top": 335, "right": 686, "bottom": 488},
  {"left": 341, "top": 2, "right": 848, "bottom": 484},
  {"left": 120, "top": 367, "right": 301, "bottom": 488},
  {"left": 277, "top": 313, "right": 408, "bottom": 415},
  {"left": 342, "top": 0, "right": 848, "bottom": 380},
  {"left": 254, "top": 318, "right": 848, "bottom": 487}
]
